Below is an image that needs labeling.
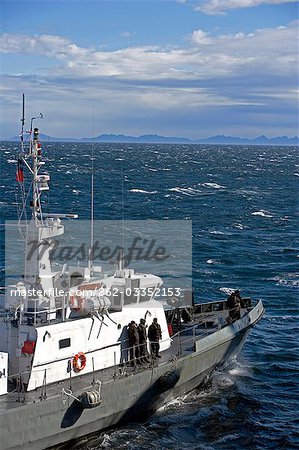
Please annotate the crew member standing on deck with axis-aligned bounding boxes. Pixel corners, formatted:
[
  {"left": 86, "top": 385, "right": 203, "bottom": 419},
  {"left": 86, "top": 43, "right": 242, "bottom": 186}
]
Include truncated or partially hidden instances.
[
  {"left": 148, "top": 318, "right": 162, "bottom": 358},
  {"left": 29, "top": 276, "right": 44, "bottom": 299},
  {"left": 138, "top": 319, "right": 149, "bottom": 363},
  {"left": 128, "top": 321, "right": 139, "bottom": 366},
  {"left": 227, "top": 290, "right": 241, "bottom": 322}
]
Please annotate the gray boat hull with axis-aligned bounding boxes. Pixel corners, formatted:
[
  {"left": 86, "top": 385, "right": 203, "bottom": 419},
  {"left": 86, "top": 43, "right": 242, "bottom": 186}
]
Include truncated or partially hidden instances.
[{"left": 0, "top": 302, "right": 263, "bottom": 450}]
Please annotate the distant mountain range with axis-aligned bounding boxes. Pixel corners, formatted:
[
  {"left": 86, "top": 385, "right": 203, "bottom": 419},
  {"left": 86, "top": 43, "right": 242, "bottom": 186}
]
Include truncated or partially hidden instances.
[{"left": 5, "top": 133, "right": 298, "bottom": 146}]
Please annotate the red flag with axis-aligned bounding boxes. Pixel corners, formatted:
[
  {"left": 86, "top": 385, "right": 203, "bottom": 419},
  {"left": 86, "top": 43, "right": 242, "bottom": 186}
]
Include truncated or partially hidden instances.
[{"left": 16, "top": 157, "right": 24, "bottom": 183}]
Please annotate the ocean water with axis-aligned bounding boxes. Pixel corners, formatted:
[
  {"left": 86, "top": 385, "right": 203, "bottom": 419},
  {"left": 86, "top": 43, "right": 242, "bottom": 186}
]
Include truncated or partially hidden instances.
[{"left": 1, "top": 142, "right": 298, "bottom": 449}]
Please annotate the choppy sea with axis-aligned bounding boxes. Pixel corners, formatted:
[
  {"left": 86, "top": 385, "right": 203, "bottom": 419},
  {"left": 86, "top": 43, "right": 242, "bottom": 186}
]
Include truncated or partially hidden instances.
[{"left": 1, "top": 142, "right": 298, "bottom": 449}]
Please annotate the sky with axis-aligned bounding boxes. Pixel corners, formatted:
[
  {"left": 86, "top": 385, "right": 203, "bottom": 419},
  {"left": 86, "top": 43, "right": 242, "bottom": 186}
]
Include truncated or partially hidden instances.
[{"left": 0, "top": 0, "right": 298, "bottom": 139}]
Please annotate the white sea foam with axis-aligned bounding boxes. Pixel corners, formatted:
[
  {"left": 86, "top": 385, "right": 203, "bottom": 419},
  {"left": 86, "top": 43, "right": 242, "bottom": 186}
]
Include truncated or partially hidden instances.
[
  {"left": 273, "top": 275, "right": 299, "bottom": 287},
  {"left": 212, "top": 372, "right": 235, "bottom": 389},
  {"left": 202, "top": 182, "right": 225, "bottom": 189},
  {"left": 219, "top": 287, "right": 235, "bottom": 295},
  {"left": 233, "top": 223, "right": 245, "bottom": 230},
  {"left": 168, "top": 187, "right": 201, "bottom": 196},
  {"left": 268, "top": 314, "right": 298, "bottom": 322},
  {"left": 159, "top": 397, "right": 186, "bottom": 411},
  {"left": 228, "top": 365, "right": 252, "bottom": 378},
  {"left": 237, "top": 189, "right": 258, "bottom": 195},
  {"left": 251, "top": 210, "right": 273, "bottom": 218},
  {"left": 129, "top": 189, "right": 157, "bottom": 194},
  {"left": 7, "top": 159, "right": 16, "bottom": 163},
  {"left": 72, "top": 189, "right": 81, "bottom": 195},
  {"left": 280, "top": 216, "right": 291, "bottom": 221}
]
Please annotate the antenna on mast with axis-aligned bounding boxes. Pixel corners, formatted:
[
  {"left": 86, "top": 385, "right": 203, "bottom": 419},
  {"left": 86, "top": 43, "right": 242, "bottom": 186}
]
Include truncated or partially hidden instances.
[
  {"left": 21, "top": 94, "right": 25, "bottom": 128},
  {"left": 20, "top": 93, "right": 25, "bottom": 152}
]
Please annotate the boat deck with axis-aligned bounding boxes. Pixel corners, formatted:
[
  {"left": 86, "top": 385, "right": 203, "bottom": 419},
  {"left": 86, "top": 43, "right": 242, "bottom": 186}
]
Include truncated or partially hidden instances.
[{"left": 0, "top": 304, "right": 252, "bottom": 412}]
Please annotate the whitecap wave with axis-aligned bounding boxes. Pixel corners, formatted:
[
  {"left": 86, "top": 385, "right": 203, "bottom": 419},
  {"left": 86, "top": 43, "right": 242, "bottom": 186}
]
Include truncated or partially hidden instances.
[
  {"left": 251, "top": 210, "right": 273, "bottom": 218},
  {"left": 168, "top": 187, "right": 201, "bottom": 196},
  {"left": 129, "top": 189, "right": 157, "bottom": 194},
  {"left": 233, "top": 223, "right": 244, "bottom": 229},
  {"left": 271, "top": 275, "right": 299, "bottom": 287},
  {"left": 202, "top": 182, "right": 225, "bottom": 189},
  {"left": 267, "top": 314, "right": 298, "bottom": 321}
]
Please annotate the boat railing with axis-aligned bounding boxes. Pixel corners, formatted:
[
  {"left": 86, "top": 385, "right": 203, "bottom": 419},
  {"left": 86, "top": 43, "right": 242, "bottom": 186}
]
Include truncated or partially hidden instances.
[
  {"left": 3, "top": 309, "right": 245, "bottom": 402},
  {"left": 5, "top": 318, "right": 222, "bottom": 398},
  {"left": 112, "top": 316, "right": 226, "bottom": 374},
  {"left": 190, "top": 298, "right": 252, "bottom": 315},
  {"left": 0, "top": 292, "right": 69, "bottom": 325},
  {"left": 169, "top": 318, "right": 224, "bottom": 356},
  {"left": 7, "top": 366, "right": 51, "bottom": 402}
]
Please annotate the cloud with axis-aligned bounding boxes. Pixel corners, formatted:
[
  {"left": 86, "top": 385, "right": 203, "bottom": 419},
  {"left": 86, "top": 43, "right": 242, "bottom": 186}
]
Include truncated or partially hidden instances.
[
  {"left": 1, "top": 21, "right": 297, "bottom": 81},
  {"left": 193, "top": 0, "right": 298, "bottom": 15},
  {"left": 188, "top": 22, "right": 298, "bottom": 77},
  {"left": 0, "top": 21, "right": 298, "bottom": 138},
  {"left": 0, "top": 33, "right": 90, "bottom": 59},
  {"left": 190, "top": 29, "right": 213, "bottom": 44}
]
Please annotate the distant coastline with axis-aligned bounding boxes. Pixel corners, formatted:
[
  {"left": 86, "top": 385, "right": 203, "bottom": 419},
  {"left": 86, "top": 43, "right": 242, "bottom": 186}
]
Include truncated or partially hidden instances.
[{"left": 3, "top": 133, "right": 298, "bottom": 146}]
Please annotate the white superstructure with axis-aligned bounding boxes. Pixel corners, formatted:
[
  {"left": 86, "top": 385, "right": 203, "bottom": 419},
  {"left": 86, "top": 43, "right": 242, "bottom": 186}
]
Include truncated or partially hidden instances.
[{"left": 0, "top": 96, "right": 171, "bottom": 392}]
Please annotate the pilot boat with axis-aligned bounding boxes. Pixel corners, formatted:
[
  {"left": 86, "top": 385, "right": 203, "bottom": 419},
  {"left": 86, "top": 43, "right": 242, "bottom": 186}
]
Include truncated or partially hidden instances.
[{"left": 0, "top": 97, "right": 264, "bottom": 450}]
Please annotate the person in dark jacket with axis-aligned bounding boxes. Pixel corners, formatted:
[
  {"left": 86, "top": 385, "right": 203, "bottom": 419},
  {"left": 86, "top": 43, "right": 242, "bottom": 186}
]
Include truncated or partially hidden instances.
[
  {"left": 137, "top": 319, "right": 149, "bottom": 363},
  {"left": 128, "top": 321, "right": 139, "bottom": 366},
  {"left": 29, "top": 276, "right": 44, "bottom": 299},
  {"left": 148, "top": 318, "right": 162, "bottom": 358},
  {"left": 227, "top": 290, "right": 241, "bottom": 322}
]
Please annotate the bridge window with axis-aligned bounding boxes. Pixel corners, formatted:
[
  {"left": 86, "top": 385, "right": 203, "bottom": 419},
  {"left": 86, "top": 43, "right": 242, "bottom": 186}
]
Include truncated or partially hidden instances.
[{"left": 59, "top": 338, "right": 71, "bottom": 349}]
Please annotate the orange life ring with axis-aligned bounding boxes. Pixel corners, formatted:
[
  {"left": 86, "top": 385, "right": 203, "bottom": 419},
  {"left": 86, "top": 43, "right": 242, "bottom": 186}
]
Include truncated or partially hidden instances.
[
  {"left": 69, "top": 294, "right": 83, "bottom": 311},
  {"left": 73, "top": 352, "right": 87, "bottom": 372}
]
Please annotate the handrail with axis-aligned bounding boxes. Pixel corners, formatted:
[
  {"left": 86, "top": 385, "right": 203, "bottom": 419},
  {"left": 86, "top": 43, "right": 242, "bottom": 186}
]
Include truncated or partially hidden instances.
[{"left": 3, "top": 305, "right": 255, "bottom": 399}]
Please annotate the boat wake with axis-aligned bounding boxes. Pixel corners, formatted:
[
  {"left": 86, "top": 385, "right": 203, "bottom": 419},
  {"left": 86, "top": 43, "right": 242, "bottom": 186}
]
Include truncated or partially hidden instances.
[{"left": 67, "top": 359, "right": 254, "bottom": 449}]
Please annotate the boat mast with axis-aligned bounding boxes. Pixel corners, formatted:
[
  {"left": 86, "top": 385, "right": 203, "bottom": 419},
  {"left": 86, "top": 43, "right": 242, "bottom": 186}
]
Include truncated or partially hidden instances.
[
  {"left": 88, "top": 109, "right": 95, "bottom": 273},
  {"left": 88, "top": 154, "right": 94, "bottom": 272}
]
